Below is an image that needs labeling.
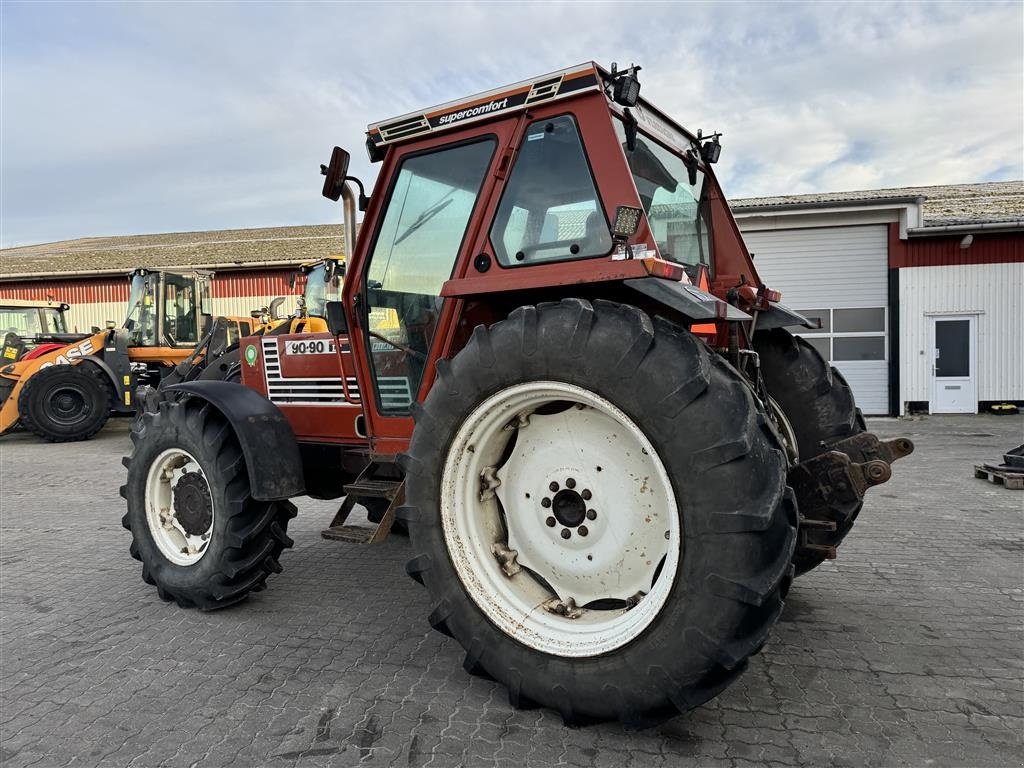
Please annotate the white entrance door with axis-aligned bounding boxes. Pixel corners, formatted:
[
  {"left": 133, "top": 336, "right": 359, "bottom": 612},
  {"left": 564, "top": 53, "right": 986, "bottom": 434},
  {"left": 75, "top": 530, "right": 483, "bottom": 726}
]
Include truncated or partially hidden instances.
[{"left": 930, "top": 316, "right": 976, "bottom": 413}]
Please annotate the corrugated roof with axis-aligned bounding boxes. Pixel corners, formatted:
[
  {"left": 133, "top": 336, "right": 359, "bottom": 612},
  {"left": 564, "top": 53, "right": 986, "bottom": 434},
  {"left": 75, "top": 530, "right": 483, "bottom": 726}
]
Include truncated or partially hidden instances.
[
  {"left": 1, "top": 224, "right": 347, "bottom": 279},
  {"left": 732, "top": 180, "right": 1023, "bottom": 227},
  {"left": 2, "top": 181, "right": 1020, "bottom": 279}
]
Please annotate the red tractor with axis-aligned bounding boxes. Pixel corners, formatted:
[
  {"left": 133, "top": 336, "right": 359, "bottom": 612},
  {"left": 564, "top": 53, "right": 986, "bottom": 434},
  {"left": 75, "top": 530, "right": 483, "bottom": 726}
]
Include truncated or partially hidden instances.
[{"left": 122, "top": 62, "right": 912, "bottom": 727}]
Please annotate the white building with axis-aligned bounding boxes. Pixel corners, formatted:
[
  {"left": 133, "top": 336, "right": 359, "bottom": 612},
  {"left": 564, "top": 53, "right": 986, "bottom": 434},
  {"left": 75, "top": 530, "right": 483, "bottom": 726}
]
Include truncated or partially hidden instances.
[{"left": 733, "top": 181, "right": 1023, "bottom": 415}]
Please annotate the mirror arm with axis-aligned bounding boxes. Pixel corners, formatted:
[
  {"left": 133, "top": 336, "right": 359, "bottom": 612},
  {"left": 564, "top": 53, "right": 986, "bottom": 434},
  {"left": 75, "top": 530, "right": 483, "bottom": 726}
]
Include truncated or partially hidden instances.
[{"left": 345, "top": 175, "right": 370, "bottom": 212}]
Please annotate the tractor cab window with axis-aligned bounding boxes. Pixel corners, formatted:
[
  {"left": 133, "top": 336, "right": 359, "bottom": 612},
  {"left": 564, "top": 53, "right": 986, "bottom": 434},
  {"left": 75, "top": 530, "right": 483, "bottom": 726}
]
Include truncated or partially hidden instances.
[
  {"left": 364, "top": 138, "right": 496, "bottom": 413},
  {"left": 125, "top": 274, "right": 159, "bottom": 346},
  {"left": 614, "top": 121, "right": 711, "bottom": 271},
  {"left": 490, "top": 115, "right": 611, "bottom": 265},
  {"left": 164, "top": 273, "right": 199, "bottom": 345}
]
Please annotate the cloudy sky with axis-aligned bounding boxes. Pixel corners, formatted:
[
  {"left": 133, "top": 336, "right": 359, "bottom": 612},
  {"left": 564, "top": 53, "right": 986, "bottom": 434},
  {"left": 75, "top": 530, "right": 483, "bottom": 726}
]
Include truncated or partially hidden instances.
[{"left": 1, "top": 1, "right": 1021, "bottom": 248}]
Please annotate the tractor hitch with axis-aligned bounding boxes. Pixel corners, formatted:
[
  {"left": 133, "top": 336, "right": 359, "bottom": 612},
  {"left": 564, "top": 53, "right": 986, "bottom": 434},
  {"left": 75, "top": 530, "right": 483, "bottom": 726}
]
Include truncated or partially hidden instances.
[{"left": 789, "top": 432, "right": 914, "bottom": 560}]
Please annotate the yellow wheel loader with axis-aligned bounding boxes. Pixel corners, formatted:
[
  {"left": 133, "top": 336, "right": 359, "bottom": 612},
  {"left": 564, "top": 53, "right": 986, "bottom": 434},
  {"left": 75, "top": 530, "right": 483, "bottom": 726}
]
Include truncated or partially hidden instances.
[
  {"left": 164, "top": 258, "right": 344, "bottom": 385},
  {"left": 0, "top": 269, "right": 257, "bottom": 442}
]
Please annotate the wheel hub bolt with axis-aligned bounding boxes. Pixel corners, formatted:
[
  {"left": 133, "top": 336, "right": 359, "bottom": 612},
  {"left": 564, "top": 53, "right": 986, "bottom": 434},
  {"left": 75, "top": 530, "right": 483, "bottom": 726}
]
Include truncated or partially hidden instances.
[
  {"left": 546, "top": 517, "right": 556, "bottom": 527},
  {"left": 578, "top": 526, "right": 589, "bottom": 537},
  {"left": 586, "top": 509, "right": 597, "bottom": 520},
  {"left": 581, "top": 489, "right": 592, "bottom": 500},
  {"left": 566, "top": 478, "right": 576, "bottom": 489},
  {"left": 541, "top": 497, "right": 552, "bottom": 508},
  {"left": 560, "top": 529, "right": 571, "bottom": 540},
  {"left": 549, "top": 481, "right": 559, "bottom": 493}
]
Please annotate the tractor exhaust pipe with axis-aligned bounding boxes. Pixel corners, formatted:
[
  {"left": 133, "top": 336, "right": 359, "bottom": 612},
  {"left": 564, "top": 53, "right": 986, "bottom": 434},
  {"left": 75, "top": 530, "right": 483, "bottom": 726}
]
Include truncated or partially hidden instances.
[{"left": 341, "top": 181, "right": 357, "bottom": 260}]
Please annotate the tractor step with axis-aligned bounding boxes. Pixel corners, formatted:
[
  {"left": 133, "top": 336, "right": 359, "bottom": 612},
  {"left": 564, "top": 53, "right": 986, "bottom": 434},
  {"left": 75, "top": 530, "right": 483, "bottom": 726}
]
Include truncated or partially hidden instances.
[
  {"left": 321, "top": 467, "right": 406, "bottom": 543},
  {"left": 342, "top": 479, "right": 402, "bottom": 499},
  {"left": 321, "top": 524, "right": 379, "bottom": 543},
  {"left": 974, "top": 465, "right": 1024, "bottom": 490}
]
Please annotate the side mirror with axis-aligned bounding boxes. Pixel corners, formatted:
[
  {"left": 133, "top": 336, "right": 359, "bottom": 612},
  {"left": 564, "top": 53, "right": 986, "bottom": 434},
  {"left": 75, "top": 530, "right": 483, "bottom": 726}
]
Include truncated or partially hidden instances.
[
  {"left": 320, "top": 146, "right": 351, "bottom": 202},
  {"left": 325, "top": 301, "right": 348, "bottom": 336}
]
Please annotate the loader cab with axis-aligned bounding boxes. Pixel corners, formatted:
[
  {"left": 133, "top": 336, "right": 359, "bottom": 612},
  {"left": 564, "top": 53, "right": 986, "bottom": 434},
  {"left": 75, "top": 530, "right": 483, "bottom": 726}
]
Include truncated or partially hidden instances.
[
  {"left": 0, "top": 299, "right": 71, "bottom": 341},
  {"left": 124, "top": 269, "right": 214, "bottom": 348},
  {"left": 298, "top": 258, "right": 344, "bottom": 319}
]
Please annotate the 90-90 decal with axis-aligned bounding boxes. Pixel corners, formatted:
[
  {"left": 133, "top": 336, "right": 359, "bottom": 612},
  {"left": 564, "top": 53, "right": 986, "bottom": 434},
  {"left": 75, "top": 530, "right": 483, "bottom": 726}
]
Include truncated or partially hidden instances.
[{"left": 285, "top": 339, "right": 336, "bottom": 355}]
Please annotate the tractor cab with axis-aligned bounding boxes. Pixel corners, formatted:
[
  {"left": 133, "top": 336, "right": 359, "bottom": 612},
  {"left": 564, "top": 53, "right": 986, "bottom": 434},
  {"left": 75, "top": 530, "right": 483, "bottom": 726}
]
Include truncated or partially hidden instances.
[{"left": 124, "top": 269, "right": 214, "bottom": 348}]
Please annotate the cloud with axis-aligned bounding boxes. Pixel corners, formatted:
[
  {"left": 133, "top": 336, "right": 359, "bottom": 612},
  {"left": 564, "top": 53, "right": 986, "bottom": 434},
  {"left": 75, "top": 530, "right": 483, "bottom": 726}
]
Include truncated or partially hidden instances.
[{"left": 1, "top": 1, "right": 1020, "bottom": 247}]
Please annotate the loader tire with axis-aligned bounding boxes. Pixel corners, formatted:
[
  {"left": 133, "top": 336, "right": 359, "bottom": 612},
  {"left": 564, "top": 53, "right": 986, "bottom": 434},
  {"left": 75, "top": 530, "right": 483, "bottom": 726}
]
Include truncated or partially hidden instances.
[
  {"left": 753, "top": 328, "right": 866, "bottom": 575},
  {"left": 401, "top": 299, "right": 797, "bottom": 728},
  {"left": 18, "top": 363, "right": 111, "bottom": 442},
  {"left": 120, "top": 396, "right": 296, "bottom": 610}
]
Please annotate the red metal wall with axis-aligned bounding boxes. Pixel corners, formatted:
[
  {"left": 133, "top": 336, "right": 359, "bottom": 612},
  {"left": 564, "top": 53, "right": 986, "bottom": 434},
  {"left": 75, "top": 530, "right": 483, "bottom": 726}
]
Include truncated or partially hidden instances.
[
  {"left": 0, "top": 268, "right": 295, "bottom": 302},
  {"left": 888, "top": 224, "right": 1023, "bottom": 268}
]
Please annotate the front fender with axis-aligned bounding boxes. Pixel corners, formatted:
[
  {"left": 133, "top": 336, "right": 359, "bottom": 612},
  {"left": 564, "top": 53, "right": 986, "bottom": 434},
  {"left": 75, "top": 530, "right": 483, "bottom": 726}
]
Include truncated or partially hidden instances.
[{"left": 164, "top": 381, "right": 305, "bottom": 501}]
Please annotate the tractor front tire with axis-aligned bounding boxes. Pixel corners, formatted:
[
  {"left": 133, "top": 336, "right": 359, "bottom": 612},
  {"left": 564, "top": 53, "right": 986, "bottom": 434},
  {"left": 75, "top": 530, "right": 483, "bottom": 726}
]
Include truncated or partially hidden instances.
[
  {"left": 18, "top": 363, "right": 111, "bottom": 442},
  {"left": 401, "top": 299, "right": 796, "bottom": 727},
  {"left": 120, "top": 397, "right": 296, "bottom": 610},
  {"left": 753, "top": 328, "right": 867, "bottom": 574}
]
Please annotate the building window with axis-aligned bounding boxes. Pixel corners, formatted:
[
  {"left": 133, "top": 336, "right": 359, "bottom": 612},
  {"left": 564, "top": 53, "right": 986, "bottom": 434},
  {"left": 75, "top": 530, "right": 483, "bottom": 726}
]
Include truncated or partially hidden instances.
[{"left": 794, "top": 307, "right": 886, "bottom": 362}]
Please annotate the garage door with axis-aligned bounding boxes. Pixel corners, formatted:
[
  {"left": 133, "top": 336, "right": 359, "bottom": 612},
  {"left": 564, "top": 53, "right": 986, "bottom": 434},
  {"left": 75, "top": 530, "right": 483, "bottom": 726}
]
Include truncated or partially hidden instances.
[{"left": 739, "top": 225, "right": 889, "bottom": 415}]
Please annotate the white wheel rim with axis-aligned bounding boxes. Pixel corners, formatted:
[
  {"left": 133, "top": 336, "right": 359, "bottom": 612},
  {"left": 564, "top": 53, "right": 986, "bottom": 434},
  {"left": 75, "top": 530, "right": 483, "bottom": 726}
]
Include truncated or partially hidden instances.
[
  {"left": 440, "top": 381, "right": 681, "bottom": 658},
  {"left": 144, "top": 448, "right": 214, "bottom": 566}
]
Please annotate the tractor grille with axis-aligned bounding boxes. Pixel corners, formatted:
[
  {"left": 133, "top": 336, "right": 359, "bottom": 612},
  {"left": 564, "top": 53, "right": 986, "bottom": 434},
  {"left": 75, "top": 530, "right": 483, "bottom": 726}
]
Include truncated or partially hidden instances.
[
  {"left": 262, "top": 337, "right": 353, "bottom": 406},
  {"left": 261, "top": 337, "right": 412, "bottom": 410}
]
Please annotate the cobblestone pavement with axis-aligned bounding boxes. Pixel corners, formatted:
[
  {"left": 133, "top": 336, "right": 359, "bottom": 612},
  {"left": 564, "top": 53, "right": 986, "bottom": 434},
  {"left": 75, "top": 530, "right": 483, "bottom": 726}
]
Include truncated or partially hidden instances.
[{"left": 1, "top": 414, "right": 1022, "bottom": 768}]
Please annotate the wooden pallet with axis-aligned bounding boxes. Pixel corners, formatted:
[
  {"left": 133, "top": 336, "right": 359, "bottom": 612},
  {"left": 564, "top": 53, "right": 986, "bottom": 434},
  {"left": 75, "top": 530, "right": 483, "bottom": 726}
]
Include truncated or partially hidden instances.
[{"left": 974, "top": 466, "right": 1024, "bottom": 490}]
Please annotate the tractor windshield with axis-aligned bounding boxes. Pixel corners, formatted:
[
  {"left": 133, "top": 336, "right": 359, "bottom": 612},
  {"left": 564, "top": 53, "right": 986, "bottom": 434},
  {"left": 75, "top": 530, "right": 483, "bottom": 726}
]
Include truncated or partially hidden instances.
[
  {"left": 614, "top": 121, "right": 711, "bottom": 271},
  {"left": 124, "top": 273, "right": 159, "bottom": 346}
]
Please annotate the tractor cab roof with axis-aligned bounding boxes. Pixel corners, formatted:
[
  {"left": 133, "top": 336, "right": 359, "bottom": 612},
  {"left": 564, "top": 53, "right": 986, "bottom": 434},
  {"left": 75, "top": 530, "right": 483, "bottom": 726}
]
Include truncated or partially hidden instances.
[{"left": 365, "top": 61, "right": 701, "bottom": 160}]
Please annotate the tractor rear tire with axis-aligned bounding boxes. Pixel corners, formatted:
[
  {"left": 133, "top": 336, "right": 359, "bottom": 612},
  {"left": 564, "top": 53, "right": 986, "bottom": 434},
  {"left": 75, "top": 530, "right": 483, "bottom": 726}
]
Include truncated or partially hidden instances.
[
  {"left": 120, "top": 396, "right": 297, "bottom": 610},
  {"left": 753, "top": 328, "right": 867, "bottom": 575},
  {"left": 18, "top": 363, "right": 111, "bottom": 442},
  {"left": 401, "top": 299, "right": 797, "bottom": 727}
]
